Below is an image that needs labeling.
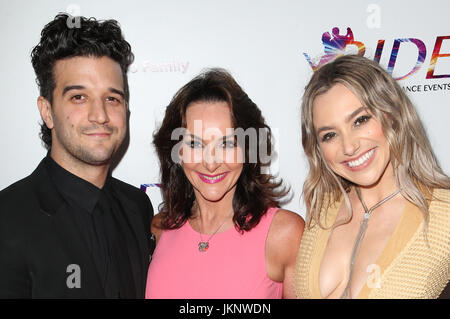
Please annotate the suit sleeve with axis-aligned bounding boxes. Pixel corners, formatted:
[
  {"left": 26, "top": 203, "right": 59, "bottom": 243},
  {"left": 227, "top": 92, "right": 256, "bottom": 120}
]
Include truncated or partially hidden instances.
[{"left": 0, "top": 204, "right": 32, "bottom": 298}]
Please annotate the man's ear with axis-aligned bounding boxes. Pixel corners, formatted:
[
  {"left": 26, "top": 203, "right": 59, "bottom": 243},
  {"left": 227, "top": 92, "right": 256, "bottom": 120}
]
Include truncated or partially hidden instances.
[{"left": 37, "top": 96, "right": 54, "bottom": 129}]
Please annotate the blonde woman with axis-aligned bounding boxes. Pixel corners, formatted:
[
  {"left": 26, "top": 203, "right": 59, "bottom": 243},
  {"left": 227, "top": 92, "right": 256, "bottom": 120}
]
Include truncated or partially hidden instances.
[{"left": 294, "top": 54, "right": 450, "bottom": 298}]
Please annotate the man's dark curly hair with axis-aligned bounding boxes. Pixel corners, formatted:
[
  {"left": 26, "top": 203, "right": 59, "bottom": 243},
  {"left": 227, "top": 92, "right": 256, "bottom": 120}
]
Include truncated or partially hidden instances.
[
  {"left": 153, "top": 68, "right": 289, "bottom": 233},
  {"left": 31, "top": 13, "right": 134, "bottom": 150}
]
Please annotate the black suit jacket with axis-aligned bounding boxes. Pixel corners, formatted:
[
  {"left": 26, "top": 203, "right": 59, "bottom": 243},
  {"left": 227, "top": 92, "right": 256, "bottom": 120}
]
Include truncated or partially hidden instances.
[{"left": 0, "top": 159, "right": 154, "bottom": 298}]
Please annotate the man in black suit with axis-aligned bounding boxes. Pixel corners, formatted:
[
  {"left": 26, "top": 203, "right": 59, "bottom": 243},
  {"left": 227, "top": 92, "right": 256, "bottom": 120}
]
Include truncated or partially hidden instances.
[{"left": 0, "top": 13, "right": 154, "bottom": 298}]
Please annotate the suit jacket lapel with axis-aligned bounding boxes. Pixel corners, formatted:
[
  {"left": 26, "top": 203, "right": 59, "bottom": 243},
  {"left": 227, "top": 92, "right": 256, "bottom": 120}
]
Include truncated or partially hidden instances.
[
  {"left": 110, "top": 182, "right": 149, "bottom": 297},
  {"left": 32, "top": 160, "right": 105, "bottom": 298},
  {"left": 51, "top": 203, "right": 105, "bottom": 298}
]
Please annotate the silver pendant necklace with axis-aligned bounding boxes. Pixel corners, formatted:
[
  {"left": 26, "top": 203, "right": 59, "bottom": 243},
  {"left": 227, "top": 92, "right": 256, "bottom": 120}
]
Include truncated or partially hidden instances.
[
  {"left": 340, "top": 187, "right": 402, "bottom": 299},
  {"left": 197, "top": 211, "right": 233, "bottom": 252}
]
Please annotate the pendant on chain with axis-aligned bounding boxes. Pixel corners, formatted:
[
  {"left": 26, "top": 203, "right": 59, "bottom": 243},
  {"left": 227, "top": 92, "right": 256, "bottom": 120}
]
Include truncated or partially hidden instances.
[{"left": 198, "top": 242, "right": 209, "bottom": 252}]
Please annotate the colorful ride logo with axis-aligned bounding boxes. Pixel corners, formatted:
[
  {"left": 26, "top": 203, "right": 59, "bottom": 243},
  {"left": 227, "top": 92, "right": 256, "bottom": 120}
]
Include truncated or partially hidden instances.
[{"left": 303, "top": 27, "right": 449, "bottom": 80}]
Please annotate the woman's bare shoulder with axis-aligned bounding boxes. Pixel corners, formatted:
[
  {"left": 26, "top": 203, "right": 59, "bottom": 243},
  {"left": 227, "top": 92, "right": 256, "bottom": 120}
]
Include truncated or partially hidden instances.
[
  {"left": 272, "top": 208, "right": 305, "bottom": 233},
  {"left": 268, "top": 208, "right": 305, "bottom": 253}
]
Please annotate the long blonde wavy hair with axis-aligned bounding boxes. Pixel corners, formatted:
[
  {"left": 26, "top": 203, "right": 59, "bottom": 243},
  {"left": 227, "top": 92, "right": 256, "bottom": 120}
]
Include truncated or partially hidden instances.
[{"left": 301, "top": 54, "right": 450, "bottom": 229}]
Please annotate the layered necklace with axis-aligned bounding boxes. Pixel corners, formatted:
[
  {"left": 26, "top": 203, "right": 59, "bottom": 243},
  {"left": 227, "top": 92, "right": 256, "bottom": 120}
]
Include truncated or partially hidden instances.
[
  {"left": 340, "top": 186, "right": 402, "bottom": 299},
  {"left": 196, "top": 210, "right": 233, "bottom": 252}
]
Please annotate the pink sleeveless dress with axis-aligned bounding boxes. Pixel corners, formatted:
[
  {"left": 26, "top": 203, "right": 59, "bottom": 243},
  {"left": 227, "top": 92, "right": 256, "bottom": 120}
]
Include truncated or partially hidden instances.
[{"left": 145, "top": 207, "right": 283, "bottom": 299}]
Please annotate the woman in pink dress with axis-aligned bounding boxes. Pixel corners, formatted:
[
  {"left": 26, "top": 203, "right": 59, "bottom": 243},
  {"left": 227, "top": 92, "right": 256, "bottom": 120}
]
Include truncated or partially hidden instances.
[{"left": 146, "top": 68, "right": 304, "bottom": 299}]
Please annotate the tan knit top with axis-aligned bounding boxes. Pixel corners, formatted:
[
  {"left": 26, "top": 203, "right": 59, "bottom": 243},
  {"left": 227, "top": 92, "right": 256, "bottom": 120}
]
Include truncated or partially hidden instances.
[{"left": 294, "top": 188, "right": 450, "bottom": 299}]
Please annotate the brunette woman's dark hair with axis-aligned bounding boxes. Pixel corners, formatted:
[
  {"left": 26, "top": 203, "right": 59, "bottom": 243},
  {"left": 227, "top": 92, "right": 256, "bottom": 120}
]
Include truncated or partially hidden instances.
[{"left": 153, "top": 68, "right": 289, "bottom": 232}]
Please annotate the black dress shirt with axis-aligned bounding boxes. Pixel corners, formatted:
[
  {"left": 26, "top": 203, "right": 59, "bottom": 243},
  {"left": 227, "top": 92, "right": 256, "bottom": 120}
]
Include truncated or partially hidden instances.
[{"left": 44, "top": 155, "right": 136, "bottom": 298}]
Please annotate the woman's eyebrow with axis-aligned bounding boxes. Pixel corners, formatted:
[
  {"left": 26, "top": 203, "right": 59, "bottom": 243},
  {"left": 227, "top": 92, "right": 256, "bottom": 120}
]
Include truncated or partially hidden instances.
[
  {"left": 345, "top": 106, "right": 367, "bottom": 123},
  {"left": 316, "top": 106, "right": 367, "bottom": 135},
  {"left": 185, "top": 134, "right": 202, "bottom": 141},
  {"left": 316, "top": 125, "right": 334, "bottom": 135}
]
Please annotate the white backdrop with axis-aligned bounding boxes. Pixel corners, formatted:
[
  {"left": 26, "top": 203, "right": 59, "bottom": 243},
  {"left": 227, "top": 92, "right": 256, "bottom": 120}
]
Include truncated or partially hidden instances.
[{"left": 1, "top": 0, "right": 449, "bottom": 219}]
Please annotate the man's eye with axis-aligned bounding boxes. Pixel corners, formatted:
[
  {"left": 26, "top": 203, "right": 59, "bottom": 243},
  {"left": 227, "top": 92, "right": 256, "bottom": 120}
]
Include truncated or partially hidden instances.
[
  {"left": 321, "top": 132, "right": 336, "bottom": 142},
  {"left": 106, "top": 96, "right": 121, "bottom": 104},
  {"left": 354, "top": 115, "right": 372, "bottom": 127},
  {"left": 71, "top": 94, "right": 86, "bottom": 103}
]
